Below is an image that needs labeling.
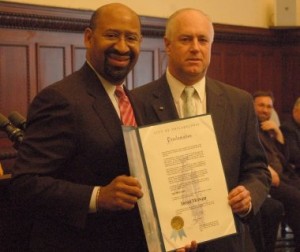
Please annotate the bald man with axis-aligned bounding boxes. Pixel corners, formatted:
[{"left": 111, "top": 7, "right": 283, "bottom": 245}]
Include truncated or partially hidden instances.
[
  {"left": 11, "top": 3, "right": 199, "bottom": 251},
  {"left": 11, "top": 3, "right": 147, "bottom": 251}
]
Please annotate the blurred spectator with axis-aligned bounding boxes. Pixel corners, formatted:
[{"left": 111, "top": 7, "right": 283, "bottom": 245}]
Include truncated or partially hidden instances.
[
  {"left": 253, "top": 91, "right": 300, "bottom": 252},
  {"left": 281, "top": 97, "right": 300, "bottom": 175}
]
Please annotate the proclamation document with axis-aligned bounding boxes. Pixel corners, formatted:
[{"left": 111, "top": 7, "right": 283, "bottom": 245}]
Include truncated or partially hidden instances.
[{"left": 122, "top": 115, "right": 236, "bottom": 252}]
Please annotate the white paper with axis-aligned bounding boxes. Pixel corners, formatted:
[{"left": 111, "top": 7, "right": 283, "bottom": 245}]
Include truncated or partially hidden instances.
[{"left": 122, "top": 115, "right": 236, "bottom": 252}]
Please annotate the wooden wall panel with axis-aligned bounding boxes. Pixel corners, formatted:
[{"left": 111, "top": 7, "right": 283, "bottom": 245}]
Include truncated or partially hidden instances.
[
  {"left": 140, "top": 37, "right": 166, "bottom": 79},
  {"left": 222, "top": 52, "right": 243, "bottom": 88},
  {"left": 207, "top": 51, "right": 222, "bottom": 80},
  {"left": 72, "top": 46, "right": 86, "bottom": 72},
  {"left": 208, "top": 43, "right": 287, "bottom": 118},
  {"left": 241, "top": 52, "right": 260, "bottom": 93},
  {"left": 259, "top": 50, "right": 283, "bottom": 114},
  {"left": 281, "top": 52, "right": 300, "bottom": 115},
  {"left": 0, "top": 43, "right": 31, "bottom": 116},
  {"left": 131, "top": 49, "right": 155, "bottom": 89},
  {"left": 37, "top": 44, "right": 68, "bottom": 91},
  {"left": 260, "top": 52, "right": 280, "bottom": 91},
  {"left": 128, "top": 37, "right": 166, "bottom": 89}
]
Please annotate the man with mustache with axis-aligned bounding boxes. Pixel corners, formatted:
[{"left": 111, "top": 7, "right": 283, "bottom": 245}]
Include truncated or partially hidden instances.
[
  {"left": 10, "top": 3, "right": 197, "bottom": 251},
  {"left": 131, "top": 8, "right": 271, "bottom": 252}
]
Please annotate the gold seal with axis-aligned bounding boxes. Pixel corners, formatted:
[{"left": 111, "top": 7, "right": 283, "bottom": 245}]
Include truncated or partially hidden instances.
[{"left": 171, "top": 216, "right": 184, "bottom": 231}]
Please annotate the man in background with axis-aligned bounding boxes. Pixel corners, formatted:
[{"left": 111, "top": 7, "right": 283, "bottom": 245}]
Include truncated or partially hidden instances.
[
  {"left": 253, "top": 91, "right": 300, "bottom": 252},
  {"left": 281, "top": 97, "right": 300, "bottom": 175},
  {"left": 132, "top": 8, "right": 271, "bottom": 252}
]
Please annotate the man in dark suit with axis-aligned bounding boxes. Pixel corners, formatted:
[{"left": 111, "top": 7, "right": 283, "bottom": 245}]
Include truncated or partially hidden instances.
[
  {"left": 253, "top": 91, "right": 300, "bottom": 252},
  {"left": 131, "top": 8, "right": 271, "bottom": 252},
  {"left": 280, "top": 97, "right": 300, "bottom": 175},
  {"left": 10, "top": 3, "right": 197, "bottom": 252}
]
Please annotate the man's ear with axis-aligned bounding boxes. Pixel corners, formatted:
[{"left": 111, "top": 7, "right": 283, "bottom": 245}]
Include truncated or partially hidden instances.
[
  {"left": 164, "top": 37, "right": 171, "bottom": 54},
  {"left": 84, "top": 27, "right": 93, "bottom": 48}
]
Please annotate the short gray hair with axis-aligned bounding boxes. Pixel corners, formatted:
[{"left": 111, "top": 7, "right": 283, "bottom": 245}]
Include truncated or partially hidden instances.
[{"left": 165, "top": 8, "right": 214, "bottom": 39}]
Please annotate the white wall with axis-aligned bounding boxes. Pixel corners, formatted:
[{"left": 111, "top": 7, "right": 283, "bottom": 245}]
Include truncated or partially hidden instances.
[{"left": 2, "top": 0, "right": 300, "bottom": 28}]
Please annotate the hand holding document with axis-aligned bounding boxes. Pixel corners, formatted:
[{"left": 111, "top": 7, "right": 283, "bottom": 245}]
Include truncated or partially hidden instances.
[{"left": 122, "top": 115, "right": 236, "bottom": 252}]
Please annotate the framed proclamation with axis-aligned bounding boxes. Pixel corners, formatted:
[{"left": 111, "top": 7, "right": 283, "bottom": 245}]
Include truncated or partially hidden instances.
[{"left": 122, "top": 114, "right": 236, "bottom": 252}]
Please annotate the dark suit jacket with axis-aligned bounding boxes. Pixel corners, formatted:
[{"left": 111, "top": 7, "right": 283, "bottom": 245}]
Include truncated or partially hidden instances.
[
  {"left": 10, "top": 63, "right": 147, "bottom": 251},
  {"left": 280, "top": 118, "right": 300, "bottom": 170},
  {"left": 131, "top": 74, "right": 271, "bottom": 252},
  {"left": 259, "top": 128, "right": 299, "bottom": 181}
]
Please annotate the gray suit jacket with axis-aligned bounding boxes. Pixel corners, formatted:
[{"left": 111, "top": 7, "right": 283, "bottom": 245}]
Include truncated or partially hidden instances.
[
  {"left": 11, "top": 63, "right": 146, "bottom": 251},
  {"left": 131, "top": 74, "right": 271, "bottom": 252}
]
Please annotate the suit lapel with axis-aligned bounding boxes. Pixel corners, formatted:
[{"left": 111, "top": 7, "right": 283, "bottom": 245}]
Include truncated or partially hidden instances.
[
  {"left": 150, "top": 75, "right": 179, "bottom": 122},
  {"left": 147, "top": 76, "right": 228, "bottom": 136},
  {"left": 82, "top": 64, "right": 123, "bottom": 144}
]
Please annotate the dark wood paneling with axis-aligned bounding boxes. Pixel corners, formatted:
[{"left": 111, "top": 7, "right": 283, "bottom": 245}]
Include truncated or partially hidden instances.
[
  {"left": 260, "top": 52, "right": 280, "bottom": 91},
  {"left": 72, "top": 46, "right": 86, "bottom": 72},
  {"left": 222, "top": 50, "right": 243, "bottom": 87},
  {"left": 208, "top": 51, "right": 222, "bottom": 80},
  {"left": 242, "top": 52, "right": 259, "bottom": 92},
  {"left": 37, "top": 44, "right": 68, "bottom": 90},
  {"left": 132, "top": 49, "right": 155, "bottom": 89},
  {"left": 281, "top": 52, "right": 300, "bottom": 114},
  {"left": 0, "top": 43, "right": 31, "bottom": 117}
]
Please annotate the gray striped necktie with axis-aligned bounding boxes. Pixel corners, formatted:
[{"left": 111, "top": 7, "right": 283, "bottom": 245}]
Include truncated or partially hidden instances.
[{"left": 183, "top": 86, "right": 196, "bottom": 117}]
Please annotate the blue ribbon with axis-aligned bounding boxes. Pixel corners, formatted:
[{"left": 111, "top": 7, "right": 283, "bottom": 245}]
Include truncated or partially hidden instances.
[{"left": 171, "top": 228, "right": 187, "bottom": 241}]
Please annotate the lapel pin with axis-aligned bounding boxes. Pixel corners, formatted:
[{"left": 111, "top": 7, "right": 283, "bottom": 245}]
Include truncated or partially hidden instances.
[{"left": 159, "top": 106, "right": 164, "bottom": 111}]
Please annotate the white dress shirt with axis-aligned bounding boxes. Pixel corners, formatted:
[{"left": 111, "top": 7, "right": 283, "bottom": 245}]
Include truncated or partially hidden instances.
[{"left": 166, "top": 68, "right": 206, "bottom": 118}]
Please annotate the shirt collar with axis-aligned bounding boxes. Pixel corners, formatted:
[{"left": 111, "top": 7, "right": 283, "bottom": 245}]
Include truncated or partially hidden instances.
[{"left": 166, "top": 68, "right": 206, "bottom": 101}]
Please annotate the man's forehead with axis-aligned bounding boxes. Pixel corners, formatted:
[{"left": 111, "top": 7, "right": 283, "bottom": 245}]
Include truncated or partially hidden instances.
[
  {"left": 103, "top": 27, "right": 140, "bottom": 34},
  {"left": 255, "top": 97, "right": 273, "bottom": 107},
  {"left": 255, "top": 96, "right": 272, "bottom": 101},
  {"left": 170, "top": 27, "right": 212, "bottom": 43},
  {"left": 97, "top": 19, "right": 140, "bottom": 33}
]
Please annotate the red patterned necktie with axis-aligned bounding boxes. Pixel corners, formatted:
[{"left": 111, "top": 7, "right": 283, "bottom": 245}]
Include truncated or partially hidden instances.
[{"left": 115, "top": 85, "right": 137, "bottom": 127}]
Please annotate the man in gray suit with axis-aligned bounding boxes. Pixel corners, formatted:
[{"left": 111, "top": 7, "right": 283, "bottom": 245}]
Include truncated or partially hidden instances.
[
  {"left": 131, "top": 8, "right": 271, "bottom": 252},
  {"left": 10, "top": 3, "right": 197, "bottom": 252}
]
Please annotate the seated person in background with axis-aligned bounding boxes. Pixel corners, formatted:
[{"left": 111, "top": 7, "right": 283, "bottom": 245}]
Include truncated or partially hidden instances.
[
  {"left": 253, "top": 90, "right": 300, "bottom": 252},
  {"left": 280, "top": 97, "right": 300, "bottom": 175}
]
